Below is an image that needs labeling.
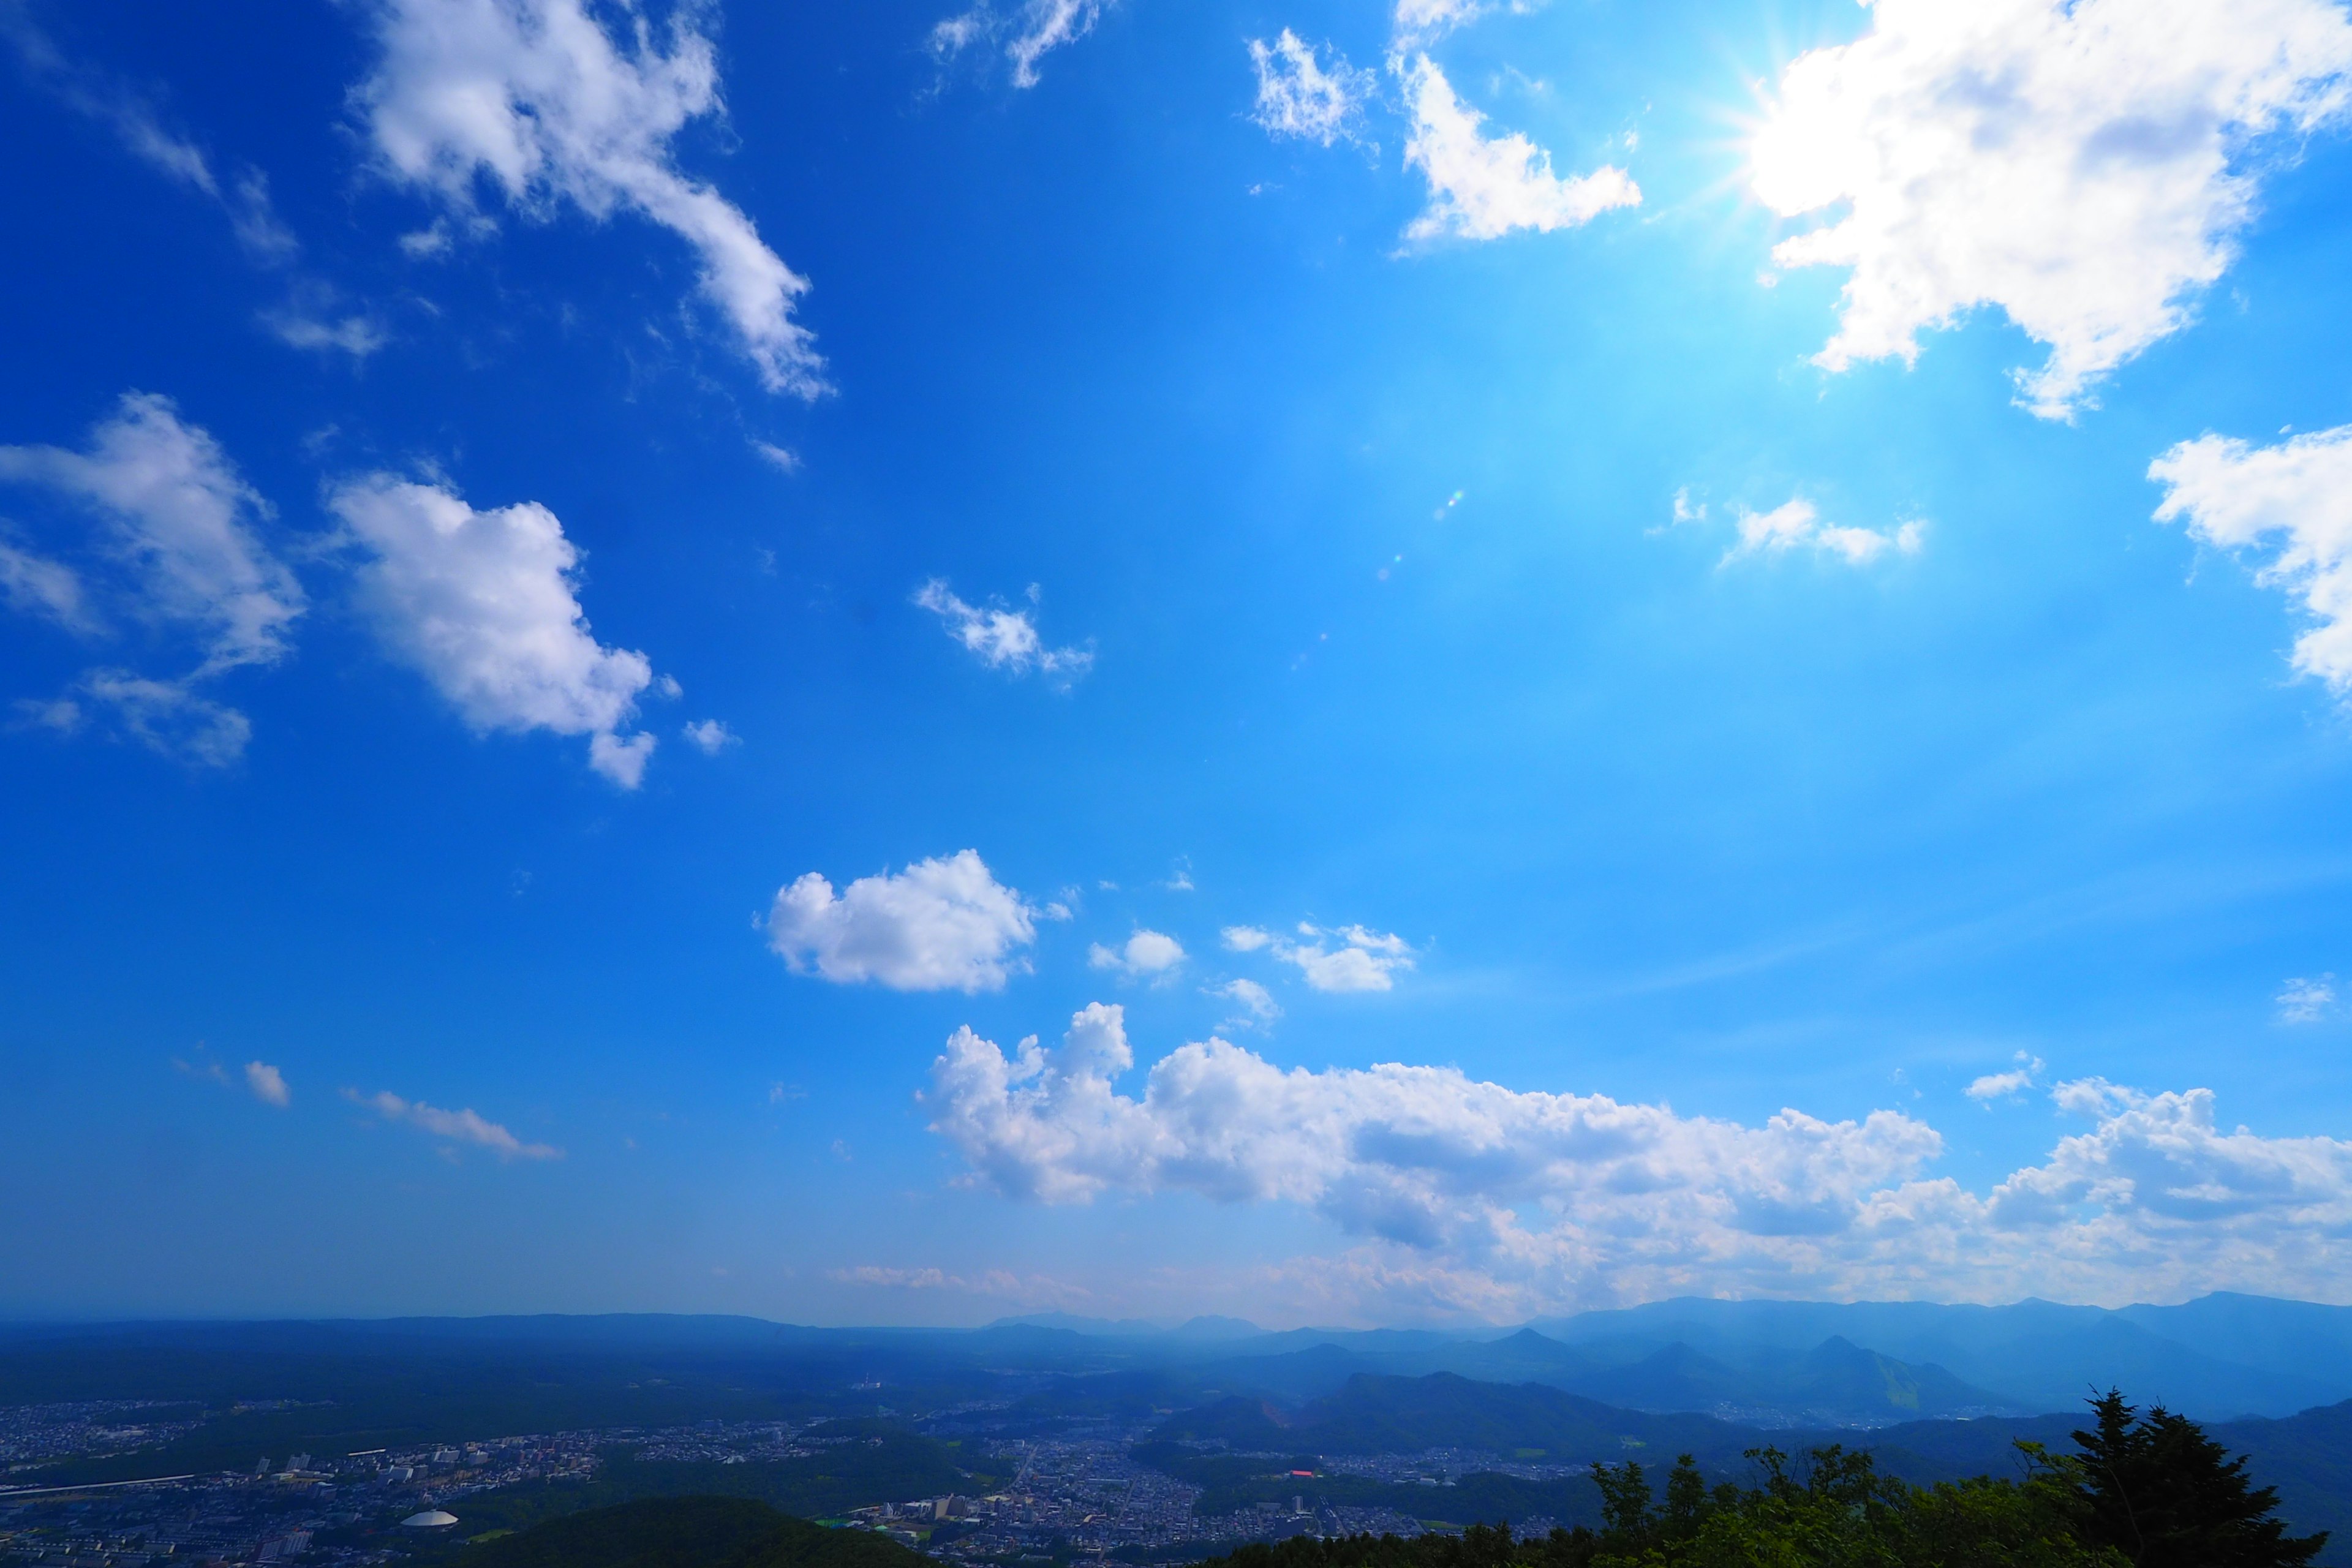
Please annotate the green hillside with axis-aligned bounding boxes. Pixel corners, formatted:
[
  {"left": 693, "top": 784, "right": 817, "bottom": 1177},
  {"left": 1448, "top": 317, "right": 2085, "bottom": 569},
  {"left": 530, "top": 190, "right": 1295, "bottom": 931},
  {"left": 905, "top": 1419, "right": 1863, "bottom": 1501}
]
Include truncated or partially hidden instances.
[{"left": 452, "top": 1497, "right": 932, "bottom": 1568}]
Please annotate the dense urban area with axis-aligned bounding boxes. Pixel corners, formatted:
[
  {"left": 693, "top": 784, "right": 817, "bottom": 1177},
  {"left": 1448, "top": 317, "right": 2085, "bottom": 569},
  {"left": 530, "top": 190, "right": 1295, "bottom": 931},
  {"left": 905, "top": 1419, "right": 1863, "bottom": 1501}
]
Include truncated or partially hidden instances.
[{"left": 0, "top": 1404, "right": 1450, "bottom": 1568}]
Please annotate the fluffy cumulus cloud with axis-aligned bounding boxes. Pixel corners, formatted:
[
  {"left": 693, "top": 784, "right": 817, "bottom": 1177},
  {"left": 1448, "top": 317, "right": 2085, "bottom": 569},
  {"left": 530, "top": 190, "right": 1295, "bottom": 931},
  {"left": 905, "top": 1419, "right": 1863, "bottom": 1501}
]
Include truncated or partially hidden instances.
[
  {"left": 929, "top": 1009, "right": 2352, "bottom": 1311},
  {"left": 327, "top": 475, "right": 661, "bottom": 786},
  {"left": 913, "top": 579, "right": 1093, "bottom": 685},
  {"left": 0, "top": 394, "right": 303, "bottom": 764},
  {"left": 1400, "top": 56, "right": 1640, "bottom": 243},
  {"left": 929, "top": 0, "right": 1112, "bottom": 89},
  {"left": 1726, "top": 499, "right": 1924, "bottom": 566},
  {"left": 1226, "top": 922, "right": 1417, "bottom": 992},
  {"left": 348, "top": 1088, "right": 562, "bottom": 1159},
  {"left": 769, "top": 850, "right": 1039, "bottom": 993},
  {"left": 1751, "top": 0, "right": 2352, "bottom": 418},
  {"left": 2150, "top": 424, "right": 2352, "bottom": 693},
  {"left": 1088, "top": 929, "right": 1186, "bottom": 979},
  {"left": 355, "top": 0, "right": 821, "bottom": 394},
  {"left": 1249, "top": 30, "right": 1374, "bottom": 146}
]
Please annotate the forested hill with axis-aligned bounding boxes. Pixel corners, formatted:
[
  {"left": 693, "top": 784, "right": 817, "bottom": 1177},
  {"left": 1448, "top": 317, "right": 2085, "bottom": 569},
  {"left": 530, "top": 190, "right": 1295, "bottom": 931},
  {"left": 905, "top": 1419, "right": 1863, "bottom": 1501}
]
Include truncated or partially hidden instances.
[{"left": 443, "top": 1498, "right": 932, "bottom": 1568}]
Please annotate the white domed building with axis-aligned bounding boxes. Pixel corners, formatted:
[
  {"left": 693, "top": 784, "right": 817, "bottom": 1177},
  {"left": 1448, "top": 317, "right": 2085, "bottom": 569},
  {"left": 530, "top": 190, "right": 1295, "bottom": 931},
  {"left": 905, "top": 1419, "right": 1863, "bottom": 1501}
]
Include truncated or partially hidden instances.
[{"left": 400, "top": 1510, "right": 459, "bottom": 1529}]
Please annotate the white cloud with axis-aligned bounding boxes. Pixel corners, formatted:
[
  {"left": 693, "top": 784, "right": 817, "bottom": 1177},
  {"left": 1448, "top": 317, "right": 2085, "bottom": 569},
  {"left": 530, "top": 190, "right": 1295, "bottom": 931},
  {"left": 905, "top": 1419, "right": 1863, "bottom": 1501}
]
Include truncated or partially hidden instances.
[
  {"left": 2150, "top": 424, "right": 2352, "bottom": 693},
  {"left": 0, "top": 394, "right": 302, "bottom": 675},
  {"left": 1392, "top": 0, "right": 1493, "bottom": 47},
  {"left": 682, "top": 718, "right": 736, "bottom": 755},
  {"left": 930, "top": 1, "right": 1112, "bottom": 89},
  {"left": 928, "top": 1009, "right": 2352, "bottom": 1310},
  {"left": 0, "top": 395, "right": 304, "bottom": 765},
  {"left": 769, "top": 850, "right": 1039, "bottom": 993},
  {"left": 1751, "top": 0, "right": 2352, "bottom": 420},
  {"left": 1670, "top": 488, "right": 1706, "bottom": 526},
  {"left": 1965, "top": 1052, "right": 2045, "bottom": 1104},
  {"left": 326, "top": 474, "right": 660, "bottom": 786},
  {"left": 913, "top": 579, "right": 1093, "bottom": 684},
  {"left": 260, "top": 300, "right": 390, "bottom": 359},
  {"left": 1726, "top": 499, "right": 1924, "bottom": 565},
  {"left": 1231, "top": 922, "right": 1416, "bottom": 992},
  {"left": 348, "top": 1088, "right": 562, "bottom": 1159},
  {"left": 1213, "top": 977, "right": 1282, "bottom": 1028},
  {"left": 1248, "top": 30, "right": 1374, "bottom": 147},
  {"left": 355, "top": 0, "right": 823, "bottom": 396},
  {"left": 0, "top": 539, "right": 97, "bottom": 633},
  {"left": 2279, "top": 975, "right": 2337, "bottom": 1024},
  {"left": 1399, "top": 55, "right": 1639, "bottom": 243},
  {"left": 244, "top": 1060, "right": 291, "bottom": 1107},
  {"left": 1088, "top": 929, "right": 1186, "bottom": 978},
  {"left": 750, "top": 440, "right": 801, "bottom": 474}
]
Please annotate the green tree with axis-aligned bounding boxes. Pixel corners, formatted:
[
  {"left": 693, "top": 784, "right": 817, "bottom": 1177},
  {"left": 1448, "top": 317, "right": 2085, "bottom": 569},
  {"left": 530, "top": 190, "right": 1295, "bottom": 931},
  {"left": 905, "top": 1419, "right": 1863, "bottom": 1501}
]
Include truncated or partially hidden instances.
[{"left": 2046, "top": 1390, "right": 2328, "bottom": 1568}]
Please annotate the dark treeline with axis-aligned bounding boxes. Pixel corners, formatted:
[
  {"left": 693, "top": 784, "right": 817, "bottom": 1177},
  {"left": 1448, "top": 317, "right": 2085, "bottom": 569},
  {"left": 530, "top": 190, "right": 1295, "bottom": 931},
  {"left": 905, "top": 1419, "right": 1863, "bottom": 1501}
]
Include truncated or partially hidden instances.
[{"left": 1194, "top": 1394, "right": 2326, "bottom": 1568}]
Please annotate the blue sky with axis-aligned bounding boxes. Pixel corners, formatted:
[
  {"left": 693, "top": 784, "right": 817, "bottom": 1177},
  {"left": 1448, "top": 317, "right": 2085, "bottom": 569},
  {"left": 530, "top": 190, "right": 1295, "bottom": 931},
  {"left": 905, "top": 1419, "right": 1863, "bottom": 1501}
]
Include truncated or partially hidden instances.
[{"left": 6, "top": 0, "right": 2352, "bottom": 1326}]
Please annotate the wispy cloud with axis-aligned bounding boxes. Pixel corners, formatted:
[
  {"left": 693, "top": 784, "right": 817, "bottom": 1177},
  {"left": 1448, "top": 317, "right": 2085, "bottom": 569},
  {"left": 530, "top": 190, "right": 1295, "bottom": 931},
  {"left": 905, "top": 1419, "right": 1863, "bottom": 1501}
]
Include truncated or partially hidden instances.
[
  {"left": 1225, "top": 922, "right": 1417, "bottom": 992},
  {"left": 347, "top": 1088, "right": 562, "bottom": 1161},
  {"left": 1725, "top": 499, "right": 1923, "bottom": 566},
  {"left": 1248, "top": 30, "right": 1374, "bottom": 148},
  {"left": 355, "top": 0, "right": 822, "bottom": 394},
  {"left": 2278, "top": 975, "right": 2337, "bottom": 1025},
  {"left": 914, "top": 579, "right": 1093, "bottom": 685},
  {"left": 0, "top": 394, "right": 303, "bottom": 765},
  {"left": 1964, "top": 1052, "right": 2045, "bottom": 1105}
]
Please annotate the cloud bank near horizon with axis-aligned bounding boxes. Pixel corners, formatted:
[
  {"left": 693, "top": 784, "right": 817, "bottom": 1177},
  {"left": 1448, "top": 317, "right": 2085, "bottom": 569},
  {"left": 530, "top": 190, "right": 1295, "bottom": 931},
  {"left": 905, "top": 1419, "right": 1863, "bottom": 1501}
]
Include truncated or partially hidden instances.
[{"left": 924, "top": 1005, "right": 2352, "bottom": 1319}]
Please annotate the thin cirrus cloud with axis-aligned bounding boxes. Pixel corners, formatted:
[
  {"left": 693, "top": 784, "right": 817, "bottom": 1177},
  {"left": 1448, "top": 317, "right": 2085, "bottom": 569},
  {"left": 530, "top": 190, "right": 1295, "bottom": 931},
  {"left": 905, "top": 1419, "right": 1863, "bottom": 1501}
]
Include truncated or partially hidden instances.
[
  {"left": 353, "top": 0, "right": 823, "bottom": 396},
  {"left": 1397, "top": 55, "right": 1639, "bottom": 243},
  {"left": 2278, "top": 975, "right": 2337, "bottom": 1024},
  {"left": 913, "top": 579, "right": 1093, "bottom": 685},
  {"left": 769, "top": 850, "right": 1040, "bottom": 993},
  {"left": 0, "top": 8, "right": 383, "bottom": 355},
  {"left": 347, "top": 1088, "right": 562, "bottom": 1160},
  {"left": 0, "top": 393, "right": 304, "bottom": 766},
  {"left": 1087, "top": 929, "right": 1186, "bottom": 979},
  {"left": 929, "top": 0, "right": 1111, "bottom": 89},
  {"left": 326, "top": 475, "right": 665, "bottom": 789},
  {"left": 1248, "top": 30, "right": 1374, "bottom": 148},
  {"left": 2150, "top": 424, "right": 2352, "bottom": 693},
  {"left": 928, "top": 1005, "right": 2352, "bottom": 1313},
  {"left": 1723, "top": 499, "right": 1924, "bottom": 567},
  {"left": 1224, "top": 922, "right": 1417, "bottom": 992},
  {"left": 1750, "top": 0, "right": 2352, "bottom": 419}
]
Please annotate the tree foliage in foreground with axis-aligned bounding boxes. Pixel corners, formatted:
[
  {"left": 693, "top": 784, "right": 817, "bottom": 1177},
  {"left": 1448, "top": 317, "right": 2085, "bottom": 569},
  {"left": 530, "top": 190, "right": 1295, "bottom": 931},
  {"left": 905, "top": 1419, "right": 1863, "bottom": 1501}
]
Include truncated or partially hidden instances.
[{"left": 1193, "top": 1392, "right": 2326, "bottom": 1568}]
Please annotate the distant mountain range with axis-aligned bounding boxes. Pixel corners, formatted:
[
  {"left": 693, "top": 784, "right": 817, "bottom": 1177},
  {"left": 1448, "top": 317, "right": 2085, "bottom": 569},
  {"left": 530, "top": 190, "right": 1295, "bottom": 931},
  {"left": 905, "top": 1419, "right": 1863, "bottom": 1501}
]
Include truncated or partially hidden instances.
[{"left": 995, "top": 1291, "right": 2352, "bottom": 1422}]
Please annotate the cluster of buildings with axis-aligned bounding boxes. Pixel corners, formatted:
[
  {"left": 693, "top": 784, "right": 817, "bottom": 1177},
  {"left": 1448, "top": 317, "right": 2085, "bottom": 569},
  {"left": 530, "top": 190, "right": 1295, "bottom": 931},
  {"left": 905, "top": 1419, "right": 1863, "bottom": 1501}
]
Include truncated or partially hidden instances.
[
  {"left": 0, "top": 1430, "right": 604, "bottom": 1568},
  {"left": 0, "top": 1406, "right": 203, "bottom": 1476},
  {"left": 850, "top": 1433, "right": 1431, "bottom": 1563},
  {"left": 3, "top": 1403, "right": 1519, "bottom": 1567}
]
